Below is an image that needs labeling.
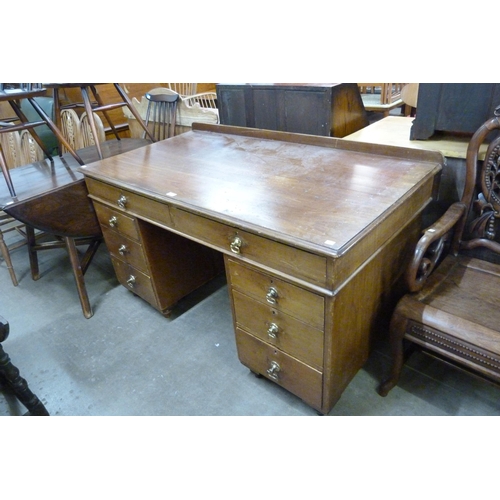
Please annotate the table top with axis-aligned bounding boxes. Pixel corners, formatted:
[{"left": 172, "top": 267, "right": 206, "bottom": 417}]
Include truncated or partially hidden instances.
[
  {"left": 80, "top": 124, "right": 442, "bottom": 256},
  {"left": 345, "top": 116, "right": 488, "bottom": 159},
  {"left": 0, "top": 139, "right": 150, "bottom": 210}
]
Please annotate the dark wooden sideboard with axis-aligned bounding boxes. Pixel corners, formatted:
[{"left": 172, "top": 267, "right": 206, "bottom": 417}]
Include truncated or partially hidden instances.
[
  {"left": 216, "top": 83, "right": 369, "bottom": 138},
  {"left": 410, "top": 83, "right": 500, "bottom": 140},
  {"left": 80, "top": 123, "right": 442, "bottom": 414}
]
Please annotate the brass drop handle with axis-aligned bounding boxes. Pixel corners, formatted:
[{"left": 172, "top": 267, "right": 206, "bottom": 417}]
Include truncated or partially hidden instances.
[
  {"left": 126, "top": 275, "right": 136, "bottom": 288},
  {"left": 267, "top": 323, "right": 279, "bottom": 339},
  {"left": 109, "top": 216, "right": 118, "bottom": 228},
  {"left": 267, "top": 361, "right": 281, "bottom": 380},
  {"left": 266, "top": 286, "right": 278, "bottom": 305},
  {"left": 117, "top": 195, "right": 128, "bottom": 209},
  {"left": 118, "top": 244, "right": 128, "bottom": 256},
  {"left": 230, "top": 235, "right": 242, "bottom": 254}
]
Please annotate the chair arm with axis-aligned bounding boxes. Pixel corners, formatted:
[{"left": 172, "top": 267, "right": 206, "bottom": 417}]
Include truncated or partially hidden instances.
[
  {"left": 182, "top": 92, "right": 218, "bottom": 109},
  {"left": 406, "top": 202, "right": 467, "bottom": 292}
]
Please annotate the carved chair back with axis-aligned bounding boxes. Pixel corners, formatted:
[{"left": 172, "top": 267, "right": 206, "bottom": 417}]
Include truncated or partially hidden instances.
[
  {"left": 407, "top": 105, "right": 500, "bottom": 292},
  {"left": 144, "top": 91, "right": 180, "bottom": 141}
]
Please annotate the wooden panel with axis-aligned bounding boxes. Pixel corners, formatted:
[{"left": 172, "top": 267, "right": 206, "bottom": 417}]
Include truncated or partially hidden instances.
[
  {"left": 281, "top": 89, "right": 329, "bottom": 135},
  {"left": 137, "top": 218, "right": 223, "bottom": 311}
]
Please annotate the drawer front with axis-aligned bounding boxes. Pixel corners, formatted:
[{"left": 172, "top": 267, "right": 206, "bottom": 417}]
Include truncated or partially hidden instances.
[
  {"left": 86, "top": 178, "right": 173, "bottom": 228},
  {"left": 232, "top": 289, "right": 324, "bottom": 371},
  {"left": 227, "top": 259, "right": 324, "bottom": 330},
  {"left": 94, "top": 202, "right": 140, "bottom": 241},
  {"left": 171, "top": 207, "right": 327, "bottom": 287},
  {"left": 235, "top": 328, "right": 323, "bottom": 410},
  {"left": 102, "top": 226, "right": 148, "bottom": 273},
  {"left": 110, "top": 257, "right": 158, "bottom": 308}
]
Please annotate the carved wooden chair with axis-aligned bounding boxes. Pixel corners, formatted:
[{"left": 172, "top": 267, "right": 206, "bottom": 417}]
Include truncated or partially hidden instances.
[
  {"left": 144, "top": 90, "right": 180, "bottom": 141},
  {"left": 379, "top": 105, "right": 500, "bottom": 396},
  {"left": 0, "top": 129, "right": 38, "bottom": 287}
]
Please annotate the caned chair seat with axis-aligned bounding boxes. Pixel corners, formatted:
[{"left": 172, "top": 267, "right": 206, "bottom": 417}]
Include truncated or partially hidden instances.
[{"left": 391, "top": 255, "right": 500, "bottom": 384}]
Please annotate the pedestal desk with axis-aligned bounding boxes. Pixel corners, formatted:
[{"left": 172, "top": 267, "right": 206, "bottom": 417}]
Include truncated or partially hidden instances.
[{"left": 80, "top": 123, "right": 443, "bottom": 414}]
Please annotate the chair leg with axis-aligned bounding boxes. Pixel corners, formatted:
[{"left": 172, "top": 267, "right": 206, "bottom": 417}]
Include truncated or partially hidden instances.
[
  {"left": 0, "top": 145, "right": 16, "bottom": 197},
  {"left": 26, "top": 225, "right": 40, "bottom": 280},
  {"left": 79, "top": 237, "right": 102, "bottom": 275},
  {"left": 378, "top": 308, "right": 409, "bottom": 396},
  {"left": 65, "top": 236, "right": 93, "bottom": 319},
  {"left": 0, "top": 230, "right": 18, "bottom": 286}
]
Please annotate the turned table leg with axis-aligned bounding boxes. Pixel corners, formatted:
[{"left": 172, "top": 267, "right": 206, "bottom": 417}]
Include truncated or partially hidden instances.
[{"left": 0, "top": 316, "right": 49, "bottom": 416}]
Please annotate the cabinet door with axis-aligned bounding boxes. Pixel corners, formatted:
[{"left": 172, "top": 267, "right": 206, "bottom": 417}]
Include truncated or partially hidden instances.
[
  {"left": 280, "top": 88, "right": 330, "bottom": 135},
  {"left": 216, "top": 85, "right": 248, "bottom": 127}
]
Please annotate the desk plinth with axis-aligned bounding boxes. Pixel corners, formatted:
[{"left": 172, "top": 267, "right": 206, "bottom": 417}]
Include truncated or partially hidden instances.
[{"left": 81, "top": 124, "right": 443, "bottom": 414}]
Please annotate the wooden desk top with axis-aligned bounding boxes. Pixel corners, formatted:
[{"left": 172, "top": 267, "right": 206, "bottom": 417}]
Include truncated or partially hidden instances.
[
  {"left": 81, "top": 124, "right": 442, "bottom": 256},
  {"left": 345, "top": 116, "right": 488, "bottom": 160}
]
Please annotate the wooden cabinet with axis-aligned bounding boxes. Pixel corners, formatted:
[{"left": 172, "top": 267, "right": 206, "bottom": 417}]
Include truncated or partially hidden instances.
[
  {"left": 216, "top": 83, "right": 368, "bottom": 138},
  {"left": 410, "top": 83, "right": 500, "bottom": 140}
]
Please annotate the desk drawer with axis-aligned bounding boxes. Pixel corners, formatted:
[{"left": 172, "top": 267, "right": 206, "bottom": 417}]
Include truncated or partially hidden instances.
[
  {"left": 171, "top": 207, "right": 327, "bottom": 287},
  {"left": 232, "top": 289, "right": 324, "bottom": 371},
  {"left": 102, "top": 226, "right": 148, "bottom": 273},
  {"left": 94, "top": 202, "right": 140, "bottom": 241},
  {"left": 110, "top": 258, "right": 158, "bottom": 308},
  {"left": 227, "top": 259, "right": 324, "bottom": 330},
  {"left": 235, "top": 328, "right": 323, "bottom": 410},
  {"left": 86, "top": 177, "right": 173, "bottom": 228}
]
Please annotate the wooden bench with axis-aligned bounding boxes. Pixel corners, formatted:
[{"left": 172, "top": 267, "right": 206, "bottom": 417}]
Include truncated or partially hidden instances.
[{"left": 379, "top": 106, "right": 500, "bottom": 395}]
